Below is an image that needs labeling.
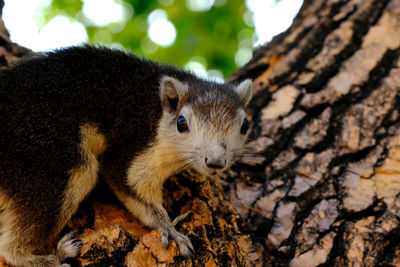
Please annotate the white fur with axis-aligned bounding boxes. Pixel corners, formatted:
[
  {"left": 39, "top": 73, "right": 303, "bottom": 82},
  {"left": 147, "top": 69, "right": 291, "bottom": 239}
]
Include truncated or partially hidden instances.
[{"left": 171, "top": 105, "right": 248, "bottom": 176}]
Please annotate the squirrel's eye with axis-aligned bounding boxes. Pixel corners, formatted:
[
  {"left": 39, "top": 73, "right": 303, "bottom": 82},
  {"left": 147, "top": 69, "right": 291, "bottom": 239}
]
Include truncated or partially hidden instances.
[
  {"left": 177, "top": 116, "right": 189, "bottom": 133},
  {"left": 240, "top": 118, "right": 249, "bottom": 135}
]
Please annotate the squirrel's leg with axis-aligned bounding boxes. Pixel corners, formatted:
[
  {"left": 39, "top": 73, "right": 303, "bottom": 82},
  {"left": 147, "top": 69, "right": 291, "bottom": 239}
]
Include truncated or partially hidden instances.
[
  {"left": 153, "top": 208, "right": 194, "bottom": 257},
  {"left": 111, "top": 186, "right": 194, "bottom": 257},
  {"left": 0, "top": 125, "right": 103, "bottom": 266},
  {"left": 0, "top": 195, "right": 81, "bottom": 267},
  {"left": 0, "top": 160, "right": 96, "bottom": 267}
]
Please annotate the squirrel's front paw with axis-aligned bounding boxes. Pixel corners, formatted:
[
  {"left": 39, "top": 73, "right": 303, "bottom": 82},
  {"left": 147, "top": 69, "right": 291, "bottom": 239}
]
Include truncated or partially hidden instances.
[{"left": 159, "top": 227, "right": 194, "bottom": 258}]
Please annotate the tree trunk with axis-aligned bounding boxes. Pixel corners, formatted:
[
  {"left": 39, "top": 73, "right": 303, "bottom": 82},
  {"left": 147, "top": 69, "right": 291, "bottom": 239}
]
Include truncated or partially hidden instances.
[
  {"left": 230, "top": 0, "right": 400, "bottom": 265},
  {"left": 1, "top": 0, "right": 400, "bottom": 266}
]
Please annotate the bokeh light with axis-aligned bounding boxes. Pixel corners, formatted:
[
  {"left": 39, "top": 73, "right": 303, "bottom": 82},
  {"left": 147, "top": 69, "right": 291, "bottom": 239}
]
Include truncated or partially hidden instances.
[
  {"left": 235, "top": 47, "right": 252, "bottom": 67},
  {"left": 147, "top": 9, "right": 176, "bottom": 47},
  {"left": 186, "top": 0, "right": 215, "bottom": 12},
  {"left": 82, "top": 0, "right": 133, "bottom": 27},
  {"left": 148, "top": 19, "right": 176, "bottom": 47},
  {"left": 2, "top": 0, "right": 303, "bottom": 78},
  {"left": 185, "top": 61, "right": 207, "bottom": 77},
  {"left": 3, "top": 0, "right": 88, "bottom": 52}
]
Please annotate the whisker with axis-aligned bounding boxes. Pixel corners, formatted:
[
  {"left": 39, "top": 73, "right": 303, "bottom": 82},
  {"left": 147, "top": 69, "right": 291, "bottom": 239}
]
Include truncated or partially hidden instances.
[
  {"left": 176, "top": 161, "right": 196, "bottom": 173},
  {"left": 233, "top": 155, "right": 264, "bottom": 159},
  {"left": 158, "top": 156, "right": 195, "bottom": 169},
  {"left": 155, "top": 151, "right": 194, "bottom": 157},
  {"left": 231, "top": 148, "right": 245, "bottom": 152},
  {"left": 157, "top": 137, "right": 194, "bottom": 148}
]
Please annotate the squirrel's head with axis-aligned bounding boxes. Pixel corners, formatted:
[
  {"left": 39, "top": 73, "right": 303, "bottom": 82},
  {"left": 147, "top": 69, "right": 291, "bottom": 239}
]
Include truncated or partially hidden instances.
[{"left": 158, "top": 75, "right": 253, "bottom": 176}]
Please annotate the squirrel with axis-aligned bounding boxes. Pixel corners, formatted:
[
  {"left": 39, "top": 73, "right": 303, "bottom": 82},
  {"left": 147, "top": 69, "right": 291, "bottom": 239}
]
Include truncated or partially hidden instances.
[{"left": 0, "top": 45, "right": 253, "bottom": 267}]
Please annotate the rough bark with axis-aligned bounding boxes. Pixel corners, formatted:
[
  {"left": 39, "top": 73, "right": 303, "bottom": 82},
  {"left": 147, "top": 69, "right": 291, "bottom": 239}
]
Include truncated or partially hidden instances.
[
  {"left": 1, "top": 0, "right": 400, "bottom": 266},
  {"left": 230, "top": 0, "right": 400, "bottom": 265}
]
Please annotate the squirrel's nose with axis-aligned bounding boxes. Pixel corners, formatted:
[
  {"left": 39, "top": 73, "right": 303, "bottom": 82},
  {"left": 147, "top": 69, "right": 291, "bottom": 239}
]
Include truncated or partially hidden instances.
[{"left": 205, "top": 157, "right": 226, "bottom": 169}]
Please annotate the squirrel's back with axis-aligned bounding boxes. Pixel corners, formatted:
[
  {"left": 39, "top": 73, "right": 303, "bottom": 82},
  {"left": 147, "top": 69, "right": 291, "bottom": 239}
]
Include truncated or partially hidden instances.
[{"left": 1, "top": 46, "right": 164, "bottom": 190}]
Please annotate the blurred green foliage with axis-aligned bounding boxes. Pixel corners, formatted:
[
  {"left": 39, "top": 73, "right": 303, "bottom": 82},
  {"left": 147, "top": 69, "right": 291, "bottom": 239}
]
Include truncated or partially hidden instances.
[{"left": 42, "top": 0, "right": 256, "bottom": 78}]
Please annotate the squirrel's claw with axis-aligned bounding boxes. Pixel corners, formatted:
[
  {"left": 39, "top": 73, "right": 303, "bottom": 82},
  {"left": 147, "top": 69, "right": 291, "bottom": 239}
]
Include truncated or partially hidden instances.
[{"left": 159, "top": 226, "right": 194, "bottom": 258}]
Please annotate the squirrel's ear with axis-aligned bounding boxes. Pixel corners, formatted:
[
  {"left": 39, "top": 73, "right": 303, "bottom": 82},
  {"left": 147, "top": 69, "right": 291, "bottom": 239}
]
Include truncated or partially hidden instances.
[
  {"left": 234, "top": 79, "right": 253, "bottom": 106},
  {"left": 159, "top": 76, "right": 188, "bottom": 113}
]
